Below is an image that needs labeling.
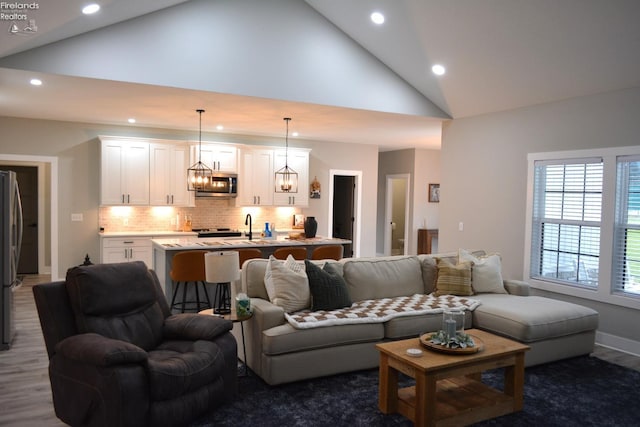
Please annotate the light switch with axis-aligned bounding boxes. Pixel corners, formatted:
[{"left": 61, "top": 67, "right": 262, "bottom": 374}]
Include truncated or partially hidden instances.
[
  {"left": 458, "top": 222, "right": 464, "bottom": 231},
  {"left": 71, "top": 213, "right": 83, "bottom": 222}
]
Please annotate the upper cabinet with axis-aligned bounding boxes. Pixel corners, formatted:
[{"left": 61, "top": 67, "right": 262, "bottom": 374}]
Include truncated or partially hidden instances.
[
  {"left": 236, "top": 148, "right": 273, "bottom": 206},
  {"left": 193, "top": 143, "right": 237, "bottom": 173},
  {"left": 100, "top": 138, "right": 150, "bottom": 205},
  {"left": 149, "top": 143, "right": 193, "bottom": 207},
  {"left": 273, "top": 148, "right": 310, "bottom": 207}
]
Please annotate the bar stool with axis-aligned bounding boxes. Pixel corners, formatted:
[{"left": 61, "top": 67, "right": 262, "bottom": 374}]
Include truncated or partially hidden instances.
[
  {"left": 311, "top": 245, "right": 344, "bottom": 261},
  {"left": 273, "top": 246, "right": 308, "bottom": 260},
  {"left": 169, "top": 250, "right": 211, "bottom": 313},
  {"left": 235, "top": 248, "right": 263, "bottom": 268}
]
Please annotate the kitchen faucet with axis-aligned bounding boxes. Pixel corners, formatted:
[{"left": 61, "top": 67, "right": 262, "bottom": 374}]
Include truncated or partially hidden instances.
[{"left": 245, "top": 213, "right": 253, "bottom": 241}]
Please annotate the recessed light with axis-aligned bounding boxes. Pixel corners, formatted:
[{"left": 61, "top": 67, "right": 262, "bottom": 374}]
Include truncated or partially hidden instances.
[
  {"left": 216, "top": 125, "right": 224, "bottom": 131},
  {"left": 431, "top": 64, "right": 446, "bottom": 76},
  {"left": 30, "top": 78, "right": 42, "bottom": 86},
  {"left": 82, "top": 4, "right": 100, "bottom": 15},
  {"left": 127, "top": 118, "right": 136, "bottom": 124},
  {"left": 371, "top": 11, "right": 385, "bottom": 25}
]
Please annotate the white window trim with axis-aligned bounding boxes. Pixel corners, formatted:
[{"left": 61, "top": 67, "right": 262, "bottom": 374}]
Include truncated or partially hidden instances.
[{"left": 524, "top": 146, "right": 640, "bottom": 311}]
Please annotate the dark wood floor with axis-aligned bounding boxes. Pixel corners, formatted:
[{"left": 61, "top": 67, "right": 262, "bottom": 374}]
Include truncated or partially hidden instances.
[{"left": 1, "top": 274, "right": 639, "bottom": 426}]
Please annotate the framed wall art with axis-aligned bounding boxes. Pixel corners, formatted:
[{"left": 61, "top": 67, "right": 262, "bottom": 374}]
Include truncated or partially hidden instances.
[{"left": 428, "top": 183, "right": 440, "bottom": 203}]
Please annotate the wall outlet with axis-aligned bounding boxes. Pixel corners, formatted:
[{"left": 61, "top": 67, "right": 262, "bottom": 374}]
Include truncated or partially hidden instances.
[
  {"left": 71, "top": 213, "right": 83, "bottom": 222},
  {"left": 458, "top": 221, "right": 464, "bottom": 231},
  {"left": 123, "top": 218, "right": 129, "bottom": 226}
]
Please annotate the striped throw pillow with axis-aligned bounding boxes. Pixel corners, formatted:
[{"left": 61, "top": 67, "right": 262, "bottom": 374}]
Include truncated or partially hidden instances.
[{"left": 435, "top": 258, "right": 474, "bottom": 296}]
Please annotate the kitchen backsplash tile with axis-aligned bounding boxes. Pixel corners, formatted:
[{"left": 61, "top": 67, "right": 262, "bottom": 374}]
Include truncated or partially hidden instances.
[{"left": 99, "top": 199, "right": 300, "bottom": 234}]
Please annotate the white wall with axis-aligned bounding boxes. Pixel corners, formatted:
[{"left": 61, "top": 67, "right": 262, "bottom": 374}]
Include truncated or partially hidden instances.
[
  {"left": 439, "top": 87, "right": 640, "bottom": 346},
  {"left": 0, "top": 115, "right": 380, "bottom": 277}
]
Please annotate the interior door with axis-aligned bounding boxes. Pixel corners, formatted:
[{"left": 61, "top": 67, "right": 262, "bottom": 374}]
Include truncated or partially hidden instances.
[
  {"left": 0, "top": 165, "right": 38, "bottom": 274},
  {"left": 332, "top": 175, "right": 355, "bottom": 257}
]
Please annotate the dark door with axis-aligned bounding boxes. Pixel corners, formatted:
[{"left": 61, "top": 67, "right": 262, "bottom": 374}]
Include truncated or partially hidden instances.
[
  {"left": 332, "top": 175, "right": 355, "bottom": 257},
  {"left": 0, "top": 165, "right": 38, "bottom": 274}
]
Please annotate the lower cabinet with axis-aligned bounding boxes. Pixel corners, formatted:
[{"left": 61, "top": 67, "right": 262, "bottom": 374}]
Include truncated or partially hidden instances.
[{"left": 101, "top": 237, "right": 153, "bottom": 266}]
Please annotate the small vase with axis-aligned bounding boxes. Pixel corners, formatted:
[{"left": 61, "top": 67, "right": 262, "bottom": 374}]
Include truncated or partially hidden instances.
[{"left": 304, "top": 216, "right": 317, "bottom": 238}]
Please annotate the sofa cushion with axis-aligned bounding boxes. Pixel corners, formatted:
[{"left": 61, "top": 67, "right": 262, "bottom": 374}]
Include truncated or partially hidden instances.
[
  {"left": 435, "top": 259, "right": 474, "bottom": 296},
  {"left": 342, "top": 256, "right": 424, "bottom": 301},
  {"left": 147, "top": 339, "right": 227, "bottom": 400},
  {"left": 472, "top": 294, "right": 599, "bottom": 342},
  {"left": 262, "top": 322, "right": 384, "bottom": 356},
  {"left": 305, "top": 260, "right": 352, "bottom": 311},
  {"left": 264, "top": 255, "right": 310, "bottom": 313},
  {"left": 459, "top": 249, "right": 507, "bottom": 294}
]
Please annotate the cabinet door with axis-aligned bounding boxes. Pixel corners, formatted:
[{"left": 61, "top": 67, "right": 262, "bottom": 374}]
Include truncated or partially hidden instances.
[
  {"left": 237, "top": 148, "right": 273, "bottom": 206},
  {"left": 193, "top": 143, "right": 237, "bottom": 172},
  {"left": 101, "top": 237, "right": 153, "bottom": 265},
  {"left": 124, "top": 143, "right": 150, "bottom": 205},
  {"left": 273, "top": 149, "right": 309, "bottom": 206},
  {"left": 169, "top": 145, "right": 192, "bottom": 206},
  {"left": 100, "top": 139, "right": 149, "bottom": 205},
  {"left": 150, "top": 144, "right": 192, "bottom": 206}
]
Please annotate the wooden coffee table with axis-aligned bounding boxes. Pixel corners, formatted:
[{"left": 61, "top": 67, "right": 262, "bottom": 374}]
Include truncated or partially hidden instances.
[{"left": 376, "top": 329, "right": 529, "bottom": 426}]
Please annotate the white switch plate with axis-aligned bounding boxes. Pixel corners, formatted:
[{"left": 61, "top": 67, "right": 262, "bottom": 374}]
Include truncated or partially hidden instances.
[
  {"left": 458, "top": 221, "right": 464, "bottom": 231},
  {"left": 71, "top": 213, "right": 83, "bottom": 222}
]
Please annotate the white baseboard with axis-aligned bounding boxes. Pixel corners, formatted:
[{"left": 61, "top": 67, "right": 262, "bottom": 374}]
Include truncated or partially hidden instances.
[{"left": 596, "top": 331, "right": 640, "bottom": 357}]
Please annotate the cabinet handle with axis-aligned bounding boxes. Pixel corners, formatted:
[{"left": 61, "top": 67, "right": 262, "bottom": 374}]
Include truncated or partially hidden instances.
[
  {"left": 218, "top": 161, "right": 221, "bottom": 170},
  {"left": 258, "top": 196, "right": 261, "bottom": 204},
  {"left": 127, "top": 194, "right": 130, "bottom": 204},
  {"left": 171, "top": 195, "right": 174, "bottom": 204},
  {"left": 166, "top": 195, "right": 170, "bottom": 204},
  {"left": 123, "top": 241, "right": 134, "bottom": 244},
  {"left": 122, "top": 194, "right": 125, "bottom": 203}
]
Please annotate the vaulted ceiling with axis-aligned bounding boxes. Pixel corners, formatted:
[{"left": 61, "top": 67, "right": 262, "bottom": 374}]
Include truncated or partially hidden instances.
[{"left": 1, "top": 0, "right": 638, "bottom": 151}]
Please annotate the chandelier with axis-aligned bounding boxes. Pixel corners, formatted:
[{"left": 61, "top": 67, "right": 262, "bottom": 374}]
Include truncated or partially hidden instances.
[
  {"left": 274, "top": 117, "right": 298, "bottom": 193},
  {"left": 187, "top": 109, "right": 213, "bottom": 192}
]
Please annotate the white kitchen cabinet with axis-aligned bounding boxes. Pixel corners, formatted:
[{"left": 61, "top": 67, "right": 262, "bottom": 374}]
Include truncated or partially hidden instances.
[
  {"left": 149, "top": 143, "right": 193, "bottom": 206},
  {"left": 101, "top": 237, "right": 153, "bottom": 266},
  {"left": 192, "top": 143, "right": 237, "bottom": 173},
  {"left": 273, "top": 148, "right": 310, "bottom": 207},
  {"left": 236, "top": 148, "right": 273, "bottom": 206},
  {"left": 100, "top": 138, "right": 150, "bottom": 205}
]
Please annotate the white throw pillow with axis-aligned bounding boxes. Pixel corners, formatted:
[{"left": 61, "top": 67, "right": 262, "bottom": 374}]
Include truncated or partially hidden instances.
[
  {"left": 264, "top": 255, "right": 310, "bottom": 313},
  {"left": 458, "top": 249, "right": 507, "bottom": 294}
]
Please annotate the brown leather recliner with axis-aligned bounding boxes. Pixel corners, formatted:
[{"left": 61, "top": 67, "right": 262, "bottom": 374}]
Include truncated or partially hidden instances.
[{"left": 33, "top": 261, "right": 237, "bottom": 427}]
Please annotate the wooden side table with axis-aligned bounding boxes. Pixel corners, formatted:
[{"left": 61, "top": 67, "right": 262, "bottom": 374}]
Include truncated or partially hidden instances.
[
  {"left": 199, "top": 309, "right": 253, "bottom": 376},
  {"left": 417, "top": 229, "right": 438, "bottom": 254}
]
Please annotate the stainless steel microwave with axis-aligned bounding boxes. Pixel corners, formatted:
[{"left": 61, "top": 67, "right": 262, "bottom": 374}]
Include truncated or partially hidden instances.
[{"left": 195, "top": 173, "right": 238, "bottom": 198}]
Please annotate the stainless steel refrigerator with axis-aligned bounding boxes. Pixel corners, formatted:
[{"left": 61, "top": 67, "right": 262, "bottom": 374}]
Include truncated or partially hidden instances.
[{"left": 1, "top": 170, "right": 23, "bottom": 350}]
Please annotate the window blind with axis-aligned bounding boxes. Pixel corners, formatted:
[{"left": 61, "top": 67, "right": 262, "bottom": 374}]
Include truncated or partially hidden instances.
[
  {"left": 530, "top": 159, "right": 602, "bottom": 287},
  {"left": 613, "top": 156, "right": 640, "bottom": 295}
]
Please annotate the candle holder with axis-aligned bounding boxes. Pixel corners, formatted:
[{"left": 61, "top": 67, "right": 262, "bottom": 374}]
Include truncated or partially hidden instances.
[{"left": 442, "top": 310, "right": 464, "bottom": 341}]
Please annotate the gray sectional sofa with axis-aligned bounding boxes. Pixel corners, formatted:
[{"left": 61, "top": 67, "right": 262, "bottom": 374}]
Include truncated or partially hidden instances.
[{"left": 237, "top": 251, "right": 599, "bottom": 385}]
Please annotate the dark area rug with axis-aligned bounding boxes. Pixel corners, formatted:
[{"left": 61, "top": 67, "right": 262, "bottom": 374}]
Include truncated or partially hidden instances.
[{"left": 193, "top": 356, "right": 640, "bottom": 427}]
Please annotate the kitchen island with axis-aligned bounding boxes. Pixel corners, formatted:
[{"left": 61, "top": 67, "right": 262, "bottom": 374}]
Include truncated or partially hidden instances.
[{"left": 151, "top": 236, "right": 351, "bottom": 296}]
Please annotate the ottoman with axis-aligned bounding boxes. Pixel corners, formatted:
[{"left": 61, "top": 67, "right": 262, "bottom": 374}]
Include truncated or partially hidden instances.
[{"left": 471, "top": 294, "right": 599, "bottom": 366}]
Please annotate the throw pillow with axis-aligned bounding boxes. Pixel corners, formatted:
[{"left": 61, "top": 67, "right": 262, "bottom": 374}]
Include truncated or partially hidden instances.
[
  {"left": 264, "top": 255, "right": 310, "bottom": 313},
  {"left": 458, "top": 249, "right": 507, "bottom": 294},
  {"left": 305, "top": 260, "right": 352, "bottom": 311},
  {"left": 434, "top": 258, "right": 474, "bottom": 296}
]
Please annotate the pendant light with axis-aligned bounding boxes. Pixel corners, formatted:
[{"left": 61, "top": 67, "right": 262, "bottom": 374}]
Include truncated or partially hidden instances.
[
  {"left": 275, "top": 117, "right": 298, "bottom": 193},
  {"left": 187, "top": 109, "right": 213, "bottom": 192}
]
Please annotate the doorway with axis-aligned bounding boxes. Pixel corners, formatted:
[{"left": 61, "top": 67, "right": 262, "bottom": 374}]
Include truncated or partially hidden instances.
[
  {"left": 0, "top": 165, "right": 38, "bottom": 273},
  {"left": 328, "top": 170, "right": 362, "bottom": 258},
  {"left": 384, "top": 174, "right": 410, "bottom": 256},
  {"left": 0, "top": 155, "right": 58, "bottom": 280},
  {"left": 332, "top": 175, "right": 355, "bottom": 257}
]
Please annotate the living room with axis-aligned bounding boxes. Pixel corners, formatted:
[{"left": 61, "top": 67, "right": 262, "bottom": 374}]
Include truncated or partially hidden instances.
[{"left": 1, "top": 1, "right": 640, "bottom": 425}]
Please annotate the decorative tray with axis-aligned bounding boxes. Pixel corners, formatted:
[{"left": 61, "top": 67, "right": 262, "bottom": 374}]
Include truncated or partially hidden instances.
[{"left": 419, "top": 333, "right": 484, "bottom": 354}]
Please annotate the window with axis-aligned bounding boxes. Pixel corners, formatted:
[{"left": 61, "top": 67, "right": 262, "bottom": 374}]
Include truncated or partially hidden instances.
[
  {"left": 525, "top": 147, "right": 640, "bottom": 310},
  {"left": 530, "top": 159, "right": 602, "bottom": 288},
  {"left": 613, "top": 156, "right": 640, "bottom": 295}
]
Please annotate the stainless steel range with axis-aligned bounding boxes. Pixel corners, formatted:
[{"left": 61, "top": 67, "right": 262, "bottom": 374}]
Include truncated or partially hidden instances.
[{"left": 192, "top": 228, "right": 243, "bottom": 238}]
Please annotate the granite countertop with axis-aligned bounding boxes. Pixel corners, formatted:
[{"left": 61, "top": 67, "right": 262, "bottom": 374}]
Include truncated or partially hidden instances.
[
  {"left": 151, "top": 236, "right": 351, "bottom": 251},
  {"left": 100, "top": 231, "right": 198, "bottom": 238}
]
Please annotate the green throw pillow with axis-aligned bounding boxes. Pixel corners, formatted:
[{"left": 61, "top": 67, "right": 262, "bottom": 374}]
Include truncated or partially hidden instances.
[{"left": 304, "top": 260, "right": 352, "bottom": 311}]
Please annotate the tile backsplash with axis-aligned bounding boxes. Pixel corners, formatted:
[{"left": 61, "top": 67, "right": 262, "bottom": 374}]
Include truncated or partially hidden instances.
[{"left": 99, "top": 198, "right": 301, "bottom": 234}]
